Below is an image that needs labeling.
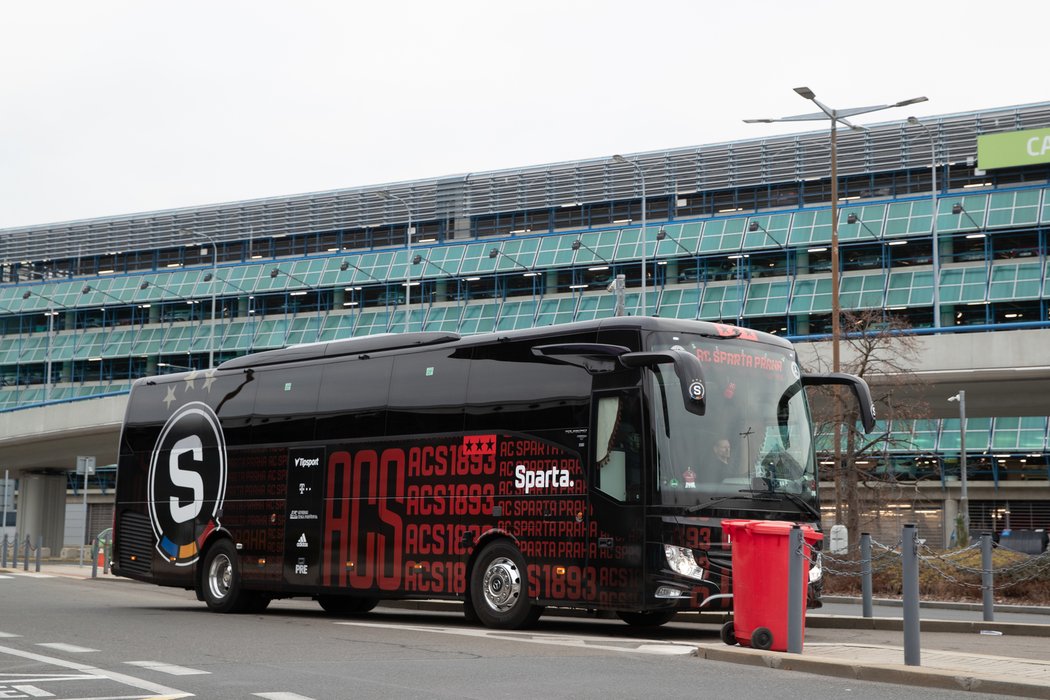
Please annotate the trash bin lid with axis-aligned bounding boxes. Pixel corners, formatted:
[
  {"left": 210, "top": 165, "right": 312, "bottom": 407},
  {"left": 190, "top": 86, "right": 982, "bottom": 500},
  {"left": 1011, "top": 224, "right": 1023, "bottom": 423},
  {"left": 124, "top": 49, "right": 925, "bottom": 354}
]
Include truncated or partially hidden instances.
[{"left": 745, "top": 520, "right": 823, "bottom": 542}]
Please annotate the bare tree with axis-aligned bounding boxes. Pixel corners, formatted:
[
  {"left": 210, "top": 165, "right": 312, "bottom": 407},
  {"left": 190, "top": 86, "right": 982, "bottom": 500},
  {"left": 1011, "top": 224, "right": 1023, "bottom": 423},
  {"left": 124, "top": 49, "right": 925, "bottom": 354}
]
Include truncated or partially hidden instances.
[{"left": 805, "top": 310, "right": 931, "bottom": 539}]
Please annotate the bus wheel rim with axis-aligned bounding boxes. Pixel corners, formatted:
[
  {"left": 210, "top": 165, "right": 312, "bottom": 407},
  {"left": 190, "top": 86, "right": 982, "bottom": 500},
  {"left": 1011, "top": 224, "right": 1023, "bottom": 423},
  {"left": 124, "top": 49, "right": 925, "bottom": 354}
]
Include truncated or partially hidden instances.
[
  {"left": 481, "top": 556, "right": 521, "bottom": 612},
  {"left": 209, "top": 553, "right": 233, "bottom": 600}
]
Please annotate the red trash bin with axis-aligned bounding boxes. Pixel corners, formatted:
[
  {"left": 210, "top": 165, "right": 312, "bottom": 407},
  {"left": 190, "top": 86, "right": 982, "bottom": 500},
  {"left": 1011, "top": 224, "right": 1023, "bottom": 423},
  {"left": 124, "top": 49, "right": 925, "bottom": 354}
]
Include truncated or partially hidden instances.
[{"left": 721, "top": 519, "right": 823, "bottom": 652}]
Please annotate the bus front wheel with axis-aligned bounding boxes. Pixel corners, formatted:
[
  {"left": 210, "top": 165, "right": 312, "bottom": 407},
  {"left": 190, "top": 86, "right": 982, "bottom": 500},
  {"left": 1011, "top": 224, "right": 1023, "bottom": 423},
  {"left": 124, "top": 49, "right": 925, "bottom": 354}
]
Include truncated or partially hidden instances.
[
  {"left": 470, "top": 541, "right": 542, "bottom": 629},
  {"left": 201, "top": 539, "right": 251, "bottom": 613}
]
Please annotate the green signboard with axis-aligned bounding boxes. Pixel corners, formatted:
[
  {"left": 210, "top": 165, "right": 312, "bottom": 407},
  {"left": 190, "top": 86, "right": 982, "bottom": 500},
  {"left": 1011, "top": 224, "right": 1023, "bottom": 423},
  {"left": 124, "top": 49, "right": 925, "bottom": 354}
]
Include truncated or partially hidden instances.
[{"left": 977, "top": 127, "right": 1050, "bottom": 170}]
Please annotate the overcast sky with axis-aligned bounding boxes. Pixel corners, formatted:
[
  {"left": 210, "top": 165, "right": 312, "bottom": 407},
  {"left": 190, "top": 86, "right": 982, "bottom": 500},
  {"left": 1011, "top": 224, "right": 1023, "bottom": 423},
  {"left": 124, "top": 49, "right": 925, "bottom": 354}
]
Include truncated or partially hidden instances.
[{"left": 2, "top": 1, "right": 1046, "bottom": 229}]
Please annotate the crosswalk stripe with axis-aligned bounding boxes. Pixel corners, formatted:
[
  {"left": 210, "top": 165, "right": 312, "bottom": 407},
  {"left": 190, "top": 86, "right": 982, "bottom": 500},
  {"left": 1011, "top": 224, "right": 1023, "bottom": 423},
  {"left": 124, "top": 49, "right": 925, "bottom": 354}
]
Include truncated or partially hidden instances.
[
  {"left": 125, "top": 660, "right": 210, "bottom": 676},
  {"left": 35, "top": 643, "right": 99, "bottom": 653}
]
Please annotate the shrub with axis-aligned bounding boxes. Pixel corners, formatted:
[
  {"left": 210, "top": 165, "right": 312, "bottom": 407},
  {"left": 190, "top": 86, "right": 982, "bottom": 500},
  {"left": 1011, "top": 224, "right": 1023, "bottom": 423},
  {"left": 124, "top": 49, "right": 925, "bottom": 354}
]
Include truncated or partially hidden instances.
[{"left": 822, "top": 546, "right": 1050, "bottom": 605}]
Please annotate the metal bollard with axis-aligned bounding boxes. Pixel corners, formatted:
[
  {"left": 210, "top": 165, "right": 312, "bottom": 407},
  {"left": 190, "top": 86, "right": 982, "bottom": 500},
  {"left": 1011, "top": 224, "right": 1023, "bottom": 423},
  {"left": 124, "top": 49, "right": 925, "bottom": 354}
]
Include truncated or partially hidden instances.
[
  {"left": 860, "top": 532, "right": 873, "bottom": 618},
  {"left": 35, "top": 535, "right": 42, "bottom": 573},
  {"left": 786, "top": 525, "right": 804, "bottom": 654},
  {"left": 10, "top": 534, "right": 16, "bottom": 569},
  {"left": 981, "top": 533, "right": 994, "bottom": 622},
  {"left": 23, "top": 535, "right": 30, "bottom": 572},
  {"left": 91, "top": 538, "right": 99, "bottom": 578},
  {"left": 1, "top": 534, "right": 7, "bottom": 569},
  {"left": 901, "top": 523, "right": 921, "bottom": 666}
]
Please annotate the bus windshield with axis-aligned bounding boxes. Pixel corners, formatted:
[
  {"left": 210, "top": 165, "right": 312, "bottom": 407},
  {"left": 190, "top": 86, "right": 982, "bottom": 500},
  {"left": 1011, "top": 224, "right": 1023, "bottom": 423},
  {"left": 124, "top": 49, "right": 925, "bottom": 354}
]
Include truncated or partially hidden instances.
[{"left": 647, "top": 331, "right": 817, "bottom": 512}]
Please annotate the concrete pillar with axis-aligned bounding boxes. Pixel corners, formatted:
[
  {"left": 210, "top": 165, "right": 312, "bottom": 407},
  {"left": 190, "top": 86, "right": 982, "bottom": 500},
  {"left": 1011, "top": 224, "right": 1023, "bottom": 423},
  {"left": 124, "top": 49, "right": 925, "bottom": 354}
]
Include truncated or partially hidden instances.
[
  {"left": 17, "top": 473, "right": 66, "bottom": 554},
  {"left": 939, "top": 233, "right": 955, "bottom": 264},
  {"left": 796, "top": 250, "right": 811, "bottom": 275},
  {"left": 435, "top": 279, "right": 448, "bottom": 302},
  {"left": 940, "top": 304, "right": 956, "bottom": 328},
  {"left": 453, "top": 216, "right": 471, "bottom": 240},
  {"left": 665, "top": 261, "right": 679, "bottom": 284}
]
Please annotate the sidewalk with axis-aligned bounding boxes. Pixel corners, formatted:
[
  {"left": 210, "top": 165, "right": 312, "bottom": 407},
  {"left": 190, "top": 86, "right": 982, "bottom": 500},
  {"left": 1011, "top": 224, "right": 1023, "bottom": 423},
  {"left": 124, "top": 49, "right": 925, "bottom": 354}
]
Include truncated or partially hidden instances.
[
  {"left": 697, "top": 637, "right": 1050, "bottom": 698},
  {"left": 10, "top": 562, "right": 1050, "bottom": 698}
]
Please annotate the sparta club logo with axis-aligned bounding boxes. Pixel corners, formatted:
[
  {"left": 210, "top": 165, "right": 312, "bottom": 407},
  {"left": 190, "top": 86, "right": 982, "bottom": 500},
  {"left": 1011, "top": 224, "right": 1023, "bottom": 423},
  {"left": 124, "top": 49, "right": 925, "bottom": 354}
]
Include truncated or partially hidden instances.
[{"left": 147, "top": 402, "right": 227, "bottom": 566}]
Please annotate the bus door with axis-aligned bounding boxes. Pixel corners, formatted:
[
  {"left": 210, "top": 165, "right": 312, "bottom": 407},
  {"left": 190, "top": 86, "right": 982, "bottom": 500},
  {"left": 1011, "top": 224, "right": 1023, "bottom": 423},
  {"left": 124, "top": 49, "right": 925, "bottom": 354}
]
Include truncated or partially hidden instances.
[
  {"left": 248, "top": 364, "right": 324, "bottom": 588},
  {"left": 587, "top": 387, "right": 646, "bottom": 609}
]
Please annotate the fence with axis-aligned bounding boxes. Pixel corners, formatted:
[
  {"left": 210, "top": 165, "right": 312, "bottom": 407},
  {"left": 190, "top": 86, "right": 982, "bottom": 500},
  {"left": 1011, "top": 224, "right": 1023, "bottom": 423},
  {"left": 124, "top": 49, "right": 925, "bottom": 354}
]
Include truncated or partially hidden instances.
[
  {"left": 1, "top": 532, "right": 112, "bottom": 577},
  {"left": 821, "top": 524, "right": 1050, "bottom": 666}
]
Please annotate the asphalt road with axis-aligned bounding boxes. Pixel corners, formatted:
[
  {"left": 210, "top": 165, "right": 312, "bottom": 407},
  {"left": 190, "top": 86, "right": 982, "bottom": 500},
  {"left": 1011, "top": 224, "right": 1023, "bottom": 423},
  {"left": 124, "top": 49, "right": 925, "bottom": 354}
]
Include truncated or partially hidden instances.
[{"left": 0, "top": 572, "right": 1007, "bottom": 700}]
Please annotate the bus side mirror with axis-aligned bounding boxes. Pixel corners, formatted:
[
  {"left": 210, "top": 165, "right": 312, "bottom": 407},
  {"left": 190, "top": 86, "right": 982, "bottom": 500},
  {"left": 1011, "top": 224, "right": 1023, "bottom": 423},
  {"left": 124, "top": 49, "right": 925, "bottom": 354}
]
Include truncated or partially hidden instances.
[
  {"left": 801, "top": 371, "right": 876, "bottom": 433},
  {"left": 619, "top": 349, "right": 706, "bottom": 416}
]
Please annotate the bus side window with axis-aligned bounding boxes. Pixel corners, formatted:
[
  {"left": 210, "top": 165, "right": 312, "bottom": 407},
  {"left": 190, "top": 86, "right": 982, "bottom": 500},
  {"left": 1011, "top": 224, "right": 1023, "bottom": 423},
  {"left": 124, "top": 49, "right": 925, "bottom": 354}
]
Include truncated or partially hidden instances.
[
  {"left": 316, "top": 356, "right": 394, "bottom": 441},
  {"left": 596, "top": 391, "right": 642, "bottom": 503}
]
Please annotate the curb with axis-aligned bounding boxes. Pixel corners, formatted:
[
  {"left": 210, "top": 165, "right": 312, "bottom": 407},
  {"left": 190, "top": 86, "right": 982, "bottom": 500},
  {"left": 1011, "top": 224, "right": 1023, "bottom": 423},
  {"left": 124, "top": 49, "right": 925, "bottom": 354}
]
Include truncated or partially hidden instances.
[
  {"left": 822, "top": 595, "right": 1050, "bottom": 617},
  {"left": 695, "top": 644, "right": 1050, "bottom": 699},
  {"left": 806, "top": 614, "right": 1050, "bottom": 637}
]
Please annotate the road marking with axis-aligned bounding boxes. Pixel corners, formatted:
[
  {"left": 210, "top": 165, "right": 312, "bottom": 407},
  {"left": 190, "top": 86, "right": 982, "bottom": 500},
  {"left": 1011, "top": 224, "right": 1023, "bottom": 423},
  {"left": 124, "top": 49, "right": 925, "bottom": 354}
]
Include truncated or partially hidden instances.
[
  {"left": 0, "top": 632, "right": 20, "bottom": 638},
  {"left": 0, "top": 575, "right": 13, "bottom": 579},
  {"left": 10, "top": 685, "right": 54, "bottom": 697},
  {"left": 126, "top": 660, "right": 210, "bottom": 676},
  {"left": 336, "top": 621, "right": 697, "bottom": 656},
  {"left": 254, "top": 693, "right": 318, "bottom": 700},
  {"left": 36, "top": 643, "right": 99, "bottom": 653},
  {"left": 0, "top": 673, "right": 96, "bottom": 683},
  {"left": 0, "top": 645, "right": 190, "bottom": 698}
]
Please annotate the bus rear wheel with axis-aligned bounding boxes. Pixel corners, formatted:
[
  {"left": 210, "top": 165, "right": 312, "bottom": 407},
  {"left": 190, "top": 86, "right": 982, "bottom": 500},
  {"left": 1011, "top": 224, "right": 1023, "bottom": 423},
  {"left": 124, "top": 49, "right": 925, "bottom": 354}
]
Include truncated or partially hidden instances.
[
  {"left": 470, "top": 541, "right": 541, "bottom": 629},
  {"left": 616, "top": 610, "right": 677, "bottom": 627},
  {"left": 316, "top": 595, "right": 379, "bottom": 616},
  {"left": 201, "top": 539, "right": 253, "bottom": 613}
]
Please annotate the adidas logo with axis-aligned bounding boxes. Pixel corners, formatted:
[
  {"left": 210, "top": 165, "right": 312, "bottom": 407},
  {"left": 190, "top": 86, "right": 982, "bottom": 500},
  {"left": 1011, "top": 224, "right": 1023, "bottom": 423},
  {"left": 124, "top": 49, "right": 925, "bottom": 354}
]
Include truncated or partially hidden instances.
[{"left": 296, "top": 533, "right": 308, "bottom": 548}]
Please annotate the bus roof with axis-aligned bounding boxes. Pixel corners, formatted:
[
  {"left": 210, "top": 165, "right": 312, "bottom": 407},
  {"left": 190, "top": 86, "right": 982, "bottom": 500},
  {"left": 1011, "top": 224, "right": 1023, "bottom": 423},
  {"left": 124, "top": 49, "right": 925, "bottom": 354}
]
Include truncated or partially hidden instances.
[{"left": 212, "top": 317, "right": 793, "bottom": 373}]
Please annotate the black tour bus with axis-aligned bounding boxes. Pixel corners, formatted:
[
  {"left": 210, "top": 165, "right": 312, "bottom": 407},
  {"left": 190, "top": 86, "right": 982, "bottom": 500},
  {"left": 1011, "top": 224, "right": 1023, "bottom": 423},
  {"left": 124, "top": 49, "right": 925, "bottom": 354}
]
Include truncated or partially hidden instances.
[{"left": 111, "top": 317, "right": 873, "bottom": 629}]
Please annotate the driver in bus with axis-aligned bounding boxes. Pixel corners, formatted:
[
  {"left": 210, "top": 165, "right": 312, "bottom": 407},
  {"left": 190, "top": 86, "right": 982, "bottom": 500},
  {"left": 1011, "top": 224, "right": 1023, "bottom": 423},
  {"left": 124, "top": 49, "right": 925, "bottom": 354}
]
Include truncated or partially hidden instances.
[{"left": 711, "top": 437, "right": 736, "bottom": 481}]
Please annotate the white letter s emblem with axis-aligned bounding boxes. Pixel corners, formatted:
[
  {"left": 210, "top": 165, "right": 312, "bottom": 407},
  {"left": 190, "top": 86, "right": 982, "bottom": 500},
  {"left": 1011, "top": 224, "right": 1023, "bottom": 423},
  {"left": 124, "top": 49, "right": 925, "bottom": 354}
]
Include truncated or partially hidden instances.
[{"left": 169, "top": 435, "right": 204, "bottom": 523}]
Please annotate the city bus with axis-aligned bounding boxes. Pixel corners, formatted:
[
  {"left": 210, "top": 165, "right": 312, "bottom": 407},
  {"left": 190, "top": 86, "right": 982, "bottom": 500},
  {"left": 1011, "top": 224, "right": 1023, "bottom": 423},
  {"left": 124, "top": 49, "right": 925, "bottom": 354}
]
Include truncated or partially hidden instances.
[{"left": 111, "top": 317, "right": 874, "bottom": 629}]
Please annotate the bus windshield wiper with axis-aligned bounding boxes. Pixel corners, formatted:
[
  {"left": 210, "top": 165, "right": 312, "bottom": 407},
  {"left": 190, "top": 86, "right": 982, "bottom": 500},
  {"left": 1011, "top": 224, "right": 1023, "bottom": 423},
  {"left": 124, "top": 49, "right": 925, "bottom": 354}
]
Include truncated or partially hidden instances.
[
  {"left": 683, "top": 493, "right": 753, "bottom": 515},
  {"left": 747, "top": 488, "right": 821, "bottom": 521},
  {"left": 684, "top": 489, "right": 820, "bottom": 521}
]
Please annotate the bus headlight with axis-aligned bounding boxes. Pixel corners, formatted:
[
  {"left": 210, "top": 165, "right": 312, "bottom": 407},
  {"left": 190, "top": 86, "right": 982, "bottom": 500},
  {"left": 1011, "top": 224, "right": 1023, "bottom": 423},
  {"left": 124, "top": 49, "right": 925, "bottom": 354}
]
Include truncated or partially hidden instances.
[
  {"left": 664, "top": 545, "right": 705, "bottom": 581},
  {"left": 808, "top": 551, "right": 823, "bottom": 584}
]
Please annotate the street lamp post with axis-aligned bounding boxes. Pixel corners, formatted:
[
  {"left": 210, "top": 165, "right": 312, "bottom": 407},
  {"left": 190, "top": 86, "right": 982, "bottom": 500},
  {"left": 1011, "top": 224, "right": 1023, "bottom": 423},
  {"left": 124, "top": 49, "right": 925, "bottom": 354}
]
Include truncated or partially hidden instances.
[
  {"left": 185, "top": 230, "right": 218, "bottom": 368},
  {"left": 612, "top": 155, "right": 647, "bottom": 314},
  {"left": 745, "top": 87, "right": 928, "bottom": 373},
  {"left": 948, "top": 390, "right": 969, "bottom": 536},
  {"left": 746, "top": 88, "right": 927, "bottom": 529},
  {"left": 376, "top": 192, "right": 414, "bottom": 329},
  {"left": 21, "top": 290, "right": 59, "bottom": 401},
  {"left": 907, "top": 116, "right": 940, "bottom": 328}
]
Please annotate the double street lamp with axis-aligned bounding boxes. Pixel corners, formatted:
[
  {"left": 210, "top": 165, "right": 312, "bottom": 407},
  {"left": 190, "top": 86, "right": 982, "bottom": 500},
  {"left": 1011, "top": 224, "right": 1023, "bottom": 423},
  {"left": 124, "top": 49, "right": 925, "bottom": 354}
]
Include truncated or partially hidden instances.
[
  {"left": 376, "top": 192, "right": 415, "bottom": 329},
  {"left": 21, "top": 290, "right": 60, "bottom": 401},
  {"left": 181, "top": 230, "right": 218, "bottom": 369},
  {"left": 746, "top": 88, "right": 927, "bottom": 528},
  {"left": 611, "top": 155, "right": 647, "bottom": 314},
  {"left": 907, "top": 116, "right": 941, "bottom": 328}
]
